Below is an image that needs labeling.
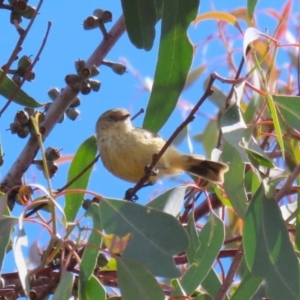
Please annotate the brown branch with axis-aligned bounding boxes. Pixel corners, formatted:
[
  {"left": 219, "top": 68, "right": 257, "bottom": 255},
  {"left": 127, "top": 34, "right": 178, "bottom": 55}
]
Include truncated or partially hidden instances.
[
  {"left": 215, "top": 245, "right": 244, "bottom": 300},
  {"left": 125, "top": 74, "right": 216, "bottom": 200},
  {"left": 1, "top": 15, "right": 126, "bottom": 191}
]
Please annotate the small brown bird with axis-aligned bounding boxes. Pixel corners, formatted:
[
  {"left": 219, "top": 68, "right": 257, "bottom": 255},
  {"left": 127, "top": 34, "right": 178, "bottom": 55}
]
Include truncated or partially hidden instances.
[{"left": 96, "top": 108, "right": 228, "bottom": 184}]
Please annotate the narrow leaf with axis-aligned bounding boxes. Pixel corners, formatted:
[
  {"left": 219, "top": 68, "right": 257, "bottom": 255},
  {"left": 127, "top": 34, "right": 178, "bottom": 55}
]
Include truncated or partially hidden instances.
[
  {"left": 244, "top": 184, "right": 300, "bottom": 300},
  {"left": 247, "top": 0, "right": 259, "bottom": 19},
  {"left": 143, "top": 0, "right": 199, "bottom": 132},
  {"left": 52, "top": 271, "right": 74, "bottom": 300},
  {"left": 0, "top": 69, "right": 42, "bottom": 107},
  {"left": 172, "top": 214, "right": 224, "bottom": 296},
  {"left": 121, "top": 0, "right": 160, "bottom": 50},
  {"left": 65, "top": 135, "right": 97, "bottom": 222},
  {"left": 194, "top": 11, "right": 243, "bottom": 34},
  {"left": 79, "top": 203, "right": 103, "bottom": 300}
]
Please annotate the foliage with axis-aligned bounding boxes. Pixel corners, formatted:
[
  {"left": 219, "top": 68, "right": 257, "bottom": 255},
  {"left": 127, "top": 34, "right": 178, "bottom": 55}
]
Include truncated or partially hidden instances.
[{"left": 0, "top": 0, "right": 300, "bottom": 299}]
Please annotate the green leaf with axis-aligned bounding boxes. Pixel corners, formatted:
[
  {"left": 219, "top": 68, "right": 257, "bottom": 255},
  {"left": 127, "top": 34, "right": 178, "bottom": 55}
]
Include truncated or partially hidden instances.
[
  {"left": 121, "top": 0, "right": 161, "bottom": 50},
  {"left": 247, "top": 0, "right": 258, "bottom": 19},
  {"left": 0, "top": 69, "right": 42, "bottom": 107},
  {"left": 184, "top": 65, "right": 205, "bottom": 90},
  {"left": 222, "top": 142, "right": 248, "bottom": 219},
  {"left": 52, "top": 271, "right": 74, "bottom": 300},
  {"left": 65, "top": 135, "right": 98, "bottom": 222},
  {"left": 186, "top": 213, "right": 200, "bottom": 263},
  {"left": 0, "top": 217, "right": 17, "bottom": 272},
  {"left": 117, "top": 257, "right": 164, "bottom": 300},
  {"left": 244, "top": 184, "right": 300, "bottom": 300},
  {"left": 143, "top": 0, "right": 199, "bottom": 132},
  {"left": 172, "top": 214, "right": 224, "bottom": 297},
  {"left": 146, "top": 186, "right": 186, "bottom": 217},
  {"left": 201, "top": 268, "right": 229, "bottom": 300},
  {"left": 194, "top": 121, "right": 219, "bottom": 158},
  {"left": 231, "top": 258, "right": 262, "bottom": 300},
  {"left": 81, "top": 275, "right": 105, "bottom": 300},
  {"left": 267, "top": 94, "right": 285, "bottom": 158},
  {"left": 99, "top": 199, "right": 189, "bottom": 277},
  {"left": 79, "top": 203, "right": 103, "bottom": 299},
  {"left": 273, "top": 95, "right": 300, "bottom": 132}
]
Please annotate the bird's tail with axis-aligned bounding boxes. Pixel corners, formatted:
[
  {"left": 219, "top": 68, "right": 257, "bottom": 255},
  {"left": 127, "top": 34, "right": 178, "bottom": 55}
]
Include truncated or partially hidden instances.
[{"left": 181, "top": 155, "right": 228, "bottom": 184}]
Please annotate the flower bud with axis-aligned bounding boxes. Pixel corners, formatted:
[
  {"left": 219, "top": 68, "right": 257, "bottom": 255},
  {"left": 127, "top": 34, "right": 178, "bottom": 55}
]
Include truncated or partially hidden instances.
[
  {"left": 79, "top": 67, "right": 91, "bottom": 79},
  {"left": 70, "top": 96, "right": 81, "bottom": 108},
  {"left": 75, "top": 60, "right": 86, "bottom": 73},
  {"left": 24, "top": 107, "right": 35, "bottom": 116},
  {"left": 83, "top": 16, "right": 99, "bottom": 30},
  {"left": 48, "top": 88, "right": 60, "bottom": 101},
  {"left": 23, "top": 70, "right": 35, "bottom": 81},
  {"left": 10, "top": 11, "right": 22, "bottom": 25},
  {"left": 44, "top": 161, "right": 58, "bottom": 179},
  {"left": 66, "top": 107, "right": 80, "bottom": 120},
  {"left": 10, "top": 122, "right": 21, "bottom": 134},
  {"left": 18, "top": 55, "right": 31, "bottom": 72},
  {"left": 14, "top": 110, "right": 29, "bottom": 125},
  {"left": 12, "top": 0, "right": 27, "bottom": 14},
  {"left": 88, "top": 79, "right": 101, "bottom": 92},
  {"left": 20, "top": 5, "right": 36, "bottom": 19},
  {"left": 90, "top": 65, "right": 100, "bottom": 77},
  {"left": 93, "top": 9, "right": 112, "bottom": 23},
  {"left": 111, "top": 62, "right": 126, "bottom": 75},
  {"left": 17, "top": 125, "right": 30, "bottom": 138},
  {"left": 80, "top": 82, "right": 91, "bottom": 95},
  {"left": 65, "top": 74, "right": 80, "bottom": 86},
  {"left": 45, "top": 147, "right": 61, "bottom": 161}
]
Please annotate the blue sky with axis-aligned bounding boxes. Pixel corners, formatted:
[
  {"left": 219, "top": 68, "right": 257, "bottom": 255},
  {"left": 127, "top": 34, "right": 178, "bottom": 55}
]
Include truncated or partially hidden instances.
[{"left": 0, "top": 0, "right": 297, "bottom": 274}]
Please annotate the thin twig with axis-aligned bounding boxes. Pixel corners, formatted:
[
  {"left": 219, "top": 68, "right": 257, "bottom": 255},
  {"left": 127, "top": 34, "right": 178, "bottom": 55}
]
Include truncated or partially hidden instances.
[
  {"left": 0, "top": 21, "right": 52, "bottom": 116},
  {"left": 0, "top": 0, "right": 44, "bottom": 87},
  {"left": 215, "top": 245, "right": 244, "bottom": 300}
]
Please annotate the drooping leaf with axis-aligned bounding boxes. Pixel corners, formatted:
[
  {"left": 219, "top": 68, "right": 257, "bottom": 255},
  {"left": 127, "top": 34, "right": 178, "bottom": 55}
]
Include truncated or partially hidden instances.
[
  {"left": 222, "top": 142, "right": 248, "bottom": 219},
  {"left": 194, "top": 11, "right": 243, "bottom": 34},
  {"left": 143, "top": 0, "right": 199, "bottom": 132},
  {"left": 244, "top": 184, "right": 300, "bottom": 300},
  {"left": 65, "top": 135, "right": 98, "bottom": 222},
  {"left": 121, "top": 0, "right": 161, "bottom": 50},
  {"left": 79, "top": 203, "right": 103, "bottom": 300},
  {"left": 273, "top": 95, "right": 300, "bottom": 132},
  {"left": 0, "top": 217, "right": 17, "bottom": 273},
  {"left": 117, "top": 257, "right": 164, "bottom": 300},
  {"left": 231, "top": 258, "right": 262, "bottom": 300},
  {"left": 83, "top": 275, "right": 105, "bottom": 300},
  {"left": 146, "top": 186, "right": 186, "bottom": 217},
  {"left": 99, "top": 199, "right": 189, "bottom": 278},
  {"left": 0, "top": 69, "right": 42, "bottom": 107},
  {"left": 201, "top": 268, "right": 229, "bottom": 300},
  {"left": 247, "top": 0, "right": 259, "bottom": 19},
  {"left": 52, "top": 271, "right": 74, "bottom": 300},
  {"left": 172, "top": 214, "right": 224, "bottom": 296}
]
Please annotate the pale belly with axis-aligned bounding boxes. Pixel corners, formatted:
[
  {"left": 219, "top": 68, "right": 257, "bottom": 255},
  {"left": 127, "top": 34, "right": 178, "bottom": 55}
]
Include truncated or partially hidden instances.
[{"left": 99, "top": 135, "right": 182, "bottom": 183}]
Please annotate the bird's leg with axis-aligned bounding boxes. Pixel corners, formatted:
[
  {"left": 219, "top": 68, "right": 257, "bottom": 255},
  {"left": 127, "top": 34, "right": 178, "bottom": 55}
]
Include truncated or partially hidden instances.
[{"left": 124, "top": 183, "right": 153, "bottom": 202}]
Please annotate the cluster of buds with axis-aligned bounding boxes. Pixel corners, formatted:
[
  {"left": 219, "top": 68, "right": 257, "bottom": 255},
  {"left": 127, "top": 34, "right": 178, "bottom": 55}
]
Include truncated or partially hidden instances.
[
  {"left": 45, "top": 88, "right": 81, "bottom": 122},
  {"left": 11, "top": 55, "right": 35, "bottom": 85},
  {"left": 33, "top": 147, "right": 61, "bottom": 179},
  {"left": 9, "top": 0, "right": 36, "bottom": 25},
  {"left": 65, "top": 59, "right": 101, "bottom": 95},
  {"left": 83, "top": 9, "right": 112, "bottom": 30},
  {"left": 9, "top": 107, "right": 44, "bottom": 138}
]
